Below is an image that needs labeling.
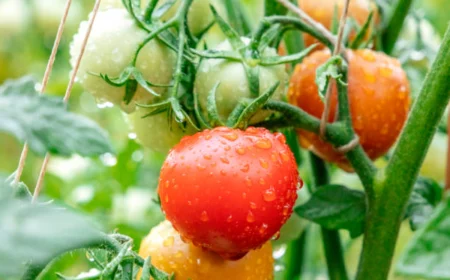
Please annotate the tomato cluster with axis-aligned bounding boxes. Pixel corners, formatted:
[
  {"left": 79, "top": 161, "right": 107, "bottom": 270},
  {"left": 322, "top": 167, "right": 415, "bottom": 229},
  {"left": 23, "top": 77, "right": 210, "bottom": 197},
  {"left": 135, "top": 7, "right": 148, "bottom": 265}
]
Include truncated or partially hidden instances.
[{"left": 70, "top": 0, "right": 416, "bottom": 278}]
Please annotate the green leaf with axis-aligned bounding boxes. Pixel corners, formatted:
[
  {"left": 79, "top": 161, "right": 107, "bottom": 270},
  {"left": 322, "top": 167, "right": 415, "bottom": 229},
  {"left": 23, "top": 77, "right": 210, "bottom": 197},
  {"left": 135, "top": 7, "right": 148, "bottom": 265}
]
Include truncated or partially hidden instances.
[
  {"left": 151, "top": 0, "right": 177, "bottom": 20},
  {"left": 222, "top": 0, "right": 252, "bottom": 36},
  {"left": 295, "top": 184, "right": 366, "bottom": 238},
  {"left": 0, "top": 196, "right": 105, "bottom": 278},
  {"left": 210, "top": 5, "right": 246, "bottom": 54},
  {"left": 331, "top": 4, "right": 339, "bottom": 35},
  {"left": 396, "top": 199, "right": 450, "bottom": 279},
  {"left": 405, "top": 177, "right": 442, "bottom": 230},
  {"left": 350, "top": 12, "right": 374, "bottom": 49},
  {"left": 315, "top": 56, "right": 346, "bottom": 101},
  {"left": 0, "top": 76, "right": 114, "bottom": 157}
]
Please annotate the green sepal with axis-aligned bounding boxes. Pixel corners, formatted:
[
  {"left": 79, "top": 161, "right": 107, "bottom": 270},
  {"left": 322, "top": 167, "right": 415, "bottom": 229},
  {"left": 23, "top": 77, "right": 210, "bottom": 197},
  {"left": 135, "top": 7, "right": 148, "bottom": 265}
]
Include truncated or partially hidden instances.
[
  {"left": 139, "top": 257, "right": 152, "bottom": 280},
  {"left": 193, "top": 89, "right": 211, "bottom": 129},
  {"left": 231, "top": 81, "right": 280, "bottom": 129},
  {"left": 350, "top": 11, "right": 375, "bottom": 49},
  {"left": 151, "top": 0, "right": 177, "bottom": 20},
  {"left": 210, "top": 5, "right": 246, "bottom": 55},
  {"left": 102, "top": 241, "right": 132, "bottom": 277},
  {"left": 190, "top": 49, "right": 242, "bottom": 61},
  {"left": 243, "top": 63, "right": 260, "bottom": 98},
  {"left": 257, "top": 24, "right": 283, "bottom": 53},
  {"left": 124, "top": 80, "right": 138, "bottom": 104},
  {"left": 222, "top": 0, "right": 252, "bottom": 36},
  {"left": 206, "top": 82, "right": 224, "bottom": 126},
  {"left": 260, "top": 44, "right": 317, "bottom": 66},
  {"left": 315, "top": 56, "right": 347, "bottom": 101}
]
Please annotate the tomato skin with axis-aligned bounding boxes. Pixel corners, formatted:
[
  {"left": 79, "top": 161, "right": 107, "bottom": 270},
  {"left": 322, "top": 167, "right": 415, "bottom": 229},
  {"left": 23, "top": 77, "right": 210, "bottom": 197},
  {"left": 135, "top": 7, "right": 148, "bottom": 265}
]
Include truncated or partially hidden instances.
[
  {"left": 158, "top": 127, "right": 300, "bottom": 259},
  {"left": 138, "top": 220, "right": 274, "bottom": 280},
  {"left": 299, "top": 0, "right": 378, "bottom": 48},
  {"left": 194, "top": 39, "right": 288, "bottom": 124},
  {"left": 288, "top": 49, "right": 410, "bottom": 170},
  {"left": 71, "top": 9, "right": 176, "bottom": 113},
  {"left": 128, "top": 108, "right": 197, "bottom": 154}
]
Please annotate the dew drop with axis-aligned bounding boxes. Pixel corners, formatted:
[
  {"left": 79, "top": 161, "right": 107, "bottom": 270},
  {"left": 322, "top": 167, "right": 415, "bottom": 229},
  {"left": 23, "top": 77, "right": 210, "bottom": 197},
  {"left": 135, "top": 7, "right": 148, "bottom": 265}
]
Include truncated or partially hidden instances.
[
  {"left": 274, "top": 132, "right": 286, "bottom": 143},
  {"left": 272, "top": 231, "right": 281, "bottom": 240},
  {"left": 175, "top": 251, "right": 183, "bottom": 258},
  {"left": 203, "top": 154, "right": 212, "bottom": 160},
  {"left": 250, "top": 202, "right": 257, "bottom": 209},
  {"left": 259, "top": 223, "right": 268, "bottom": 234},
  {"left": 128, "top": 132, "right": 137, "bottom": 139},
  {"left": 200, "top": 211, "right": 209, "bottom": 222},
  {"left": 220, "top": 156, "right": 230, "bottom": 164},
  {"left": 247, "top": 211, "right": 255, "bottom": 223},
  {"left": 165, "top": 195, "right": 169, "bottom": 203},
  {"left": 221, "top": 132, "right": 238, "bottom": 141},
  {"left": 298, "top": 178, "right": 304, "bottom": 189},
  {"left": 379, "top": 66, "right": 393, "bottom": 77},
  {"left": 196, "top": 164, "right": 206, "bottom": 170},
  {"left": 279, "top": 150, "right": 290, "bottom": 162},
  {"left": 220, "top": 170, "right": 227, "bottom": 176},
  {"left": 361, "top": 50, "right": 376, "bottom": 62},
  {"left": 283, "top": 204, "right": 291, "bottom": 216},
  {"left": 224, "top": 145, "right": 231, "bottom": 151},
  {"left": 236, "top": 146, "right": 246, "bottom": 155},
  {"left": 259, "top": 178, "right": 266, "bottom": 185},
  {"left": 227, "top": 215, "right": 233, "bottom": 223},
  {"left": 242, "top": 192, "right": 247, "bottom": 199},
  {"left": 259, "top": 159, "right": 269, "bottom": 169},
  {"left": 263, "top": 187, "right": 277, "bottom": 202},
  {"left": 163, "top": 236, "right": 174, "bottom": 247},
  {"left": 271, "top": 153, "right": 278, "bottom": 162},
  {"left": 255, "top": 138, "right": 272, "bottom": 149},
  {"left": 205, "top": 134, "right": 212, "bottom": 140},
  {"left": 164, "top": 180, "right": 170, "bottom": 188},
  {"left": 241, "top": 164, "right": 250, "bottom": 173},
  {"left": 245, "top": 177, "right": 252, "bottom": 186},
  {"left": 246, "top": 127, "right": 260, "bottom": 134}
]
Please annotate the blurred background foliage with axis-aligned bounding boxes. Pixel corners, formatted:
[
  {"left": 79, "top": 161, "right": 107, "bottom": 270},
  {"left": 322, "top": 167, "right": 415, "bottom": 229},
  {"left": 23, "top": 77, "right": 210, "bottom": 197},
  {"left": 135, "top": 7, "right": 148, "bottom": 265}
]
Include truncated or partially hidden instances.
[{"left": 0, "top": 0, "right": 448, "bottom": 279}]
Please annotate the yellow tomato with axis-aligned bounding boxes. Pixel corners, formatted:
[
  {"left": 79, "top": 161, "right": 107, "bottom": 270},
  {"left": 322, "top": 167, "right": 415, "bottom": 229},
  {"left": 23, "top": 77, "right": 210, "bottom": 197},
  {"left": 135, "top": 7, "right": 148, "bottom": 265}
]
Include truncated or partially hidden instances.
[{"left": 138, "top": 220, "right": 274, "bottom": 280}]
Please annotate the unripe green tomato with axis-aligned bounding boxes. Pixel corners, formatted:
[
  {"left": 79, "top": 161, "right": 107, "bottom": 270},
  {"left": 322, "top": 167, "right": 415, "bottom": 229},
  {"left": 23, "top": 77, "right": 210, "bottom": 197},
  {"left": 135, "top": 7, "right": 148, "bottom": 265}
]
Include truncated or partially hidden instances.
[
  {"left": 128, "top": 107, "right": 197, "bottom": 154},
  {"left": 420, "top": 133, "right": 447, "bottom": 184},
  {"left": 70, "top": 9, "right": 176, "bottom": 113},
  {"left": 194, "top": 38, "right": 288, "bottom": 124}
]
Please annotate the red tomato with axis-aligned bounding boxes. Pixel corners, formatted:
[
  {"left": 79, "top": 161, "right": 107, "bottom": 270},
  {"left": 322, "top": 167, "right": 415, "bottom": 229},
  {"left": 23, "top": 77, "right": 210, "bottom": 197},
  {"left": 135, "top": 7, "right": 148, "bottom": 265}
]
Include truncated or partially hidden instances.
[
  {"left": 158, "top": 127, "right": 301, "bottom": 259},
  {"left": 288, "top": 49, "right": 411, "bottom": 171}
]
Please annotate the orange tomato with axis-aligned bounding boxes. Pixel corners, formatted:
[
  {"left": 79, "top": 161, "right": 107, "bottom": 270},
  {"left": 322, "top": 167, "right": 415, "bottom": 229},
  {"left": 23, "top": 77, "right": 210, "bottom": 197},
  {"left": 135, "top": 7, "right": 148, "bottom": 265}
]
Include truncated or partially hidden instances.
[
  {"left": 288, "top": 49, "right": 411, "bottom": 170},
  {"left": 299, "top": 0, "right": 378, "bottom": 48},
  {"left": 138, "top": 220, "right": 274, "bottom": 280}
]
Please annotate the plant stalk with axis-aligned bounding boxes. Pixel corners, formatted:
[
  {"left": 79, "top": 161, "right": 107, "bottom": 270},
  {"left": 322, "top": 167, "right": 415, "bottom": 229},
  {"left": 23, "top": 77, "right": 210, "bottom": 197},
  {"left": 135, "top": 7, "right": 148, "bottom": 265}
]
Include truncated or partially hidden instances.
[
  {"left": 309, "top": 153, "right": 349, "bottom": 280},
  {"left": 357, "top": 26, "right": 450, "bottom": 280},
  {"left": 382, "top": 0, "right": 414, "bottom": 54}
]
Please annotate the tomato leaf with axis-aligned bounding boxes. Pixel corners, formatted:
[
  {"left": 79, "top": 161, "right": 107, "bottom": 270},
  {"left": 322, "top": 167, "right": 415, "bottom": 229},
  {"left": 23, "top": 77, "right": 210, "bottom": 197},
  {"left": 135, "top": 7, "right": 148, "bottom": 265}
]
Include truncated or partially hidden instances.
[
  {"left": 0, "top": 195, "right": 105, "bottom": 278},
  {"left": 396, "top": 199, "right": 450, "bottom": 279},
  {"left": 315, "top": 56, "right": 346, "bottom": 101},
  {"left": 0, "top": 76, "right": 114, "bottom": 157},
  {"left": 295, "top": 184, "right": 366, "bottom": 238},
  {"left": 405, "top": 177, "right": 442, "bottom": 231}
]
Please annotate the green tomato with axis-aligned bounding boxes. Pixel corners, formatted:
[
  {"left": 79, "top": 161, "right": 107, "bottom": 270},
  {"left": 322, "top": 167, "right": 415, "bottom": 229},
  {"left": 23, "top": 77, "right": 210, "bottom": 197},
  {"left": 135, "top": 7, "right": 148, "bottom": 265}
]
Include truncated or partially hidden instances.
[
  {"left": 128, "top": 107, "right": 197, "bottom": 154},
  {"left": 420, "top": 132, "right": 447, "bottom": 184},
  {"left": 194, "top": 38, "right": 288, "bottom": 124},
  {"left": 70, "top": 9, "right": 176, "bottom": 113}
]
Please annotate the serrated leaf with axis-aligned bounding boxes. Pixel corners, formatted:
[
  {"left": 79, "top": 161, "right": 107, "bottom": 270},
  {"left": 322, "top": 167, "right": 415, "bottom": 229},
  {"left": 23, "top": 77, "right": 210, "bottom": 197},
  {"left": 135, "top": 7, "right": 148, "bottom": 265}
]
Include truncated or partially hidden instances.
[
  {"left": 396, "top": 199, "right": 450, "bottom": 279},
  {"left": 0, "top": 76, "right": 114, "bottom": 157},
  {"left": 315, "top": 56, "right": 345, "bottom": 101},
  {"left": 0, "top": 197, "right": 105, "bottom": 277},
  {"left": 405, "top": 177, "right": 442, "bottom": 230},
  {"left": 295, "top": 184, "right": 366, "bottom": 238}
]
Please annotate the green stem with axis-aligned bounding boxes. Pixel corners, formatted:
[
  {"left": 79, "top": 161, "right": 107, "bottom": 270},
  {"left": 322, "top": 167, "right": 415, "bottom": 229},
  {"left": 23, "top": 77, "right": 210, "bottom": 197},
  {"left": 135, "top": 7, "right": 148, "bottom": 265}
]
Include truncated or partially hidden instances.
[
  {"left": 381, "top": 0, "right": 414, "bottom": 54},
  {"left": 223, "top": 0, "right": 252, "bottom": 35},
  {"left": 357, "top": 26, "right": 450, "bottom": 280},
  {"left": 265, "top": 0, "right": 287, "bottom": 17},
  {"left": 309, "top": 153, "right": 348, "bottom": 280},
  {"left": 143, "top": 0, "right": 159, "bottom": 23}
]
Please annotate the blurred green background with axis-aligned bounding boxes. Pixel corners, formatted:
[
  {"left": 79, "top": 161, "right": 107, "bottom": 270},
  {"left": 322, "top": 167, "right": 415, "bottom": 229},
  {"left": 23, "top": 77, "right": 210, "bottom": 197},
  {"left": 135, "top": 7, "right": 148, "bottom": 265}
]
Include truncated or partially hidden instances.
[{"left": 0, "top": 0, "right": 448, "bottom": 279}]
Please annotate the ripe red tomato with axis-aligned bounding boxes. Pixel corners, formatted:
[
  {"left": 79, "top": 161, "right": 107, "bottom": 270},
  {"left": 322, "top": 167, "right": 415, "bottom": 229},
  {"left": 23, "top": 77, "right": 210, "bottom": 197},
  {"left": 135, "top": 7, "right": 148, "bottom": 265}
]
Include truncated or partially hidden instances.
[
  {"left": 138, "top": 220, "right": 274, "bottom": 280},
  {"left": 299, "top": 0, "right": 378, "bottom": 48},
  {"left": 288, "top": 49, "right": 411, "bottom": 171},
  {"left": 158, "top": 127, "right": 300, "bottom": 259}
]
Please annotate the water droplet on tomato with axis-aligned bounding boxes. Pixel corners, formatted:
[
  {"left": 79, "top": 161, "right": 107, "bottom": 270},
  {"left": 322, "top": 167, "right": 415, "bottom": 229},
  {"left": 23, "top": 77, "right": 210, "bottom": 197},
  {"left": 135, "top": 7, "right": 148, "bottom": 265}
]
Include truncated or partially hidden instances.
[
  {"left": 165, "top": 195, "right": 169, "bottom": 203},
  {"left": 227, "top": 215, "right": 233, "bottom": 223},
  {"left": 255, "top": 138, "right": 272, "bottom": 149},
  {"left": 196, "top": 164, "right": 206, "bottom": 170},
  {"left": 272, "top": 231, "right": 281, "bottom": 240},
  {"left": 221, "top": 132, "right": 238, "bottom": 141},
  {"left": 259, "top": 159, "right": 269, "bottom": 169},
  {"left": 263, "top": 188, "right": 276, "bottom": 202},
  {"left": 274, "top": 132, "right": 286, "bottom": 143},
  {"left": 259, "top": 223, "right": 268, "bottom": 234},
  {"left": 250, "top": 202, "right": 257, "bottom": 209},
  {"left": 283, "top": 204, "right": 291, "bottom": 216},
  {"left": 245, "top": 177, "right": 252, "bottom": 186},
  {"left": 200, "top": 211, "right": 209, "bottom": 222},
  {"left": 259, "top": 178, "right": 266, "bottom": 185},
  {"left": 164, "top": 180, "right": 170, "bottom": 188},
  {"left": 205, "top": 134, "right": 212, "bottom": 140},
  {"left": 298, "top": 178, "right": 304, "bottom": 189},
  {"left": 203, "top": 154, "right": 212, "bottom": 160},
  {"left": 163, "top": 236, "right": 174, "bottom": 247},
  {"left": 224, "top": 145, "right": 231, "bottom": 151},
  {"left": 220, "top": 156, "right": 230, "bottom": 164},
  {"left": 241, "top": 164, "right": 250, "bottom": 173},
  {"left": 279, "top": 150, "right": 290, "bottom": 162},
  {"left": 247, "top": 211, "right": 255, "bottom": 223},
  {"left": 236, "top": 146, "right": 246, "bottom": 155},
  {"left": 220, "top": 169, "right": 227, "bottom": 176}
]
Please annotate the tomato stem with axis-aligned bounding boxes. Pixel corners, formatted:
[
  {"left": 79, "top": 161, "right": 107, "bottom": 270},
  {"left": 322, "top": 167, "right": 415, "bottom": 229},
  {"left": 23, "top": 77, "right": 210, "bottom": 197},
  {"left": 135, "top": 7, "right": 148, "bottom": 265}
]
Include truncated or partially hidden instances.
[
  {"left": 446, "top": 107, "right": 450, "bottom": 191},
  {"left": 309, "top": 153, "right": 349, "bottom": 280},
  {"left": 381, "top": 0, "right": 414, "bottom": 54},
  {"left": 357, "top": 26, "right": 450, "bottom": 280}
]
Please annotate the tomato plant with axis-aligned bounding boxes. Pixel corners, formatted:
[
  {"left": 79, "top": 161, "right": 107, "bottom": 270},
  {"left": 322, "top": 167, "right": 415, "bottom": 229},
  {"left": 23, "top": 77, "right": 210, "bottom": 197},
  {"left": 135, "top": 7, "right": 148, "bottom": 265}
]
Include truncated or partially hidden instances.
[
  {"left": 1, "top": 1, "right": 450, "bottom": 280},
  {"left": 138, "top": 220, "right": 274, "bottom": 279}
]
